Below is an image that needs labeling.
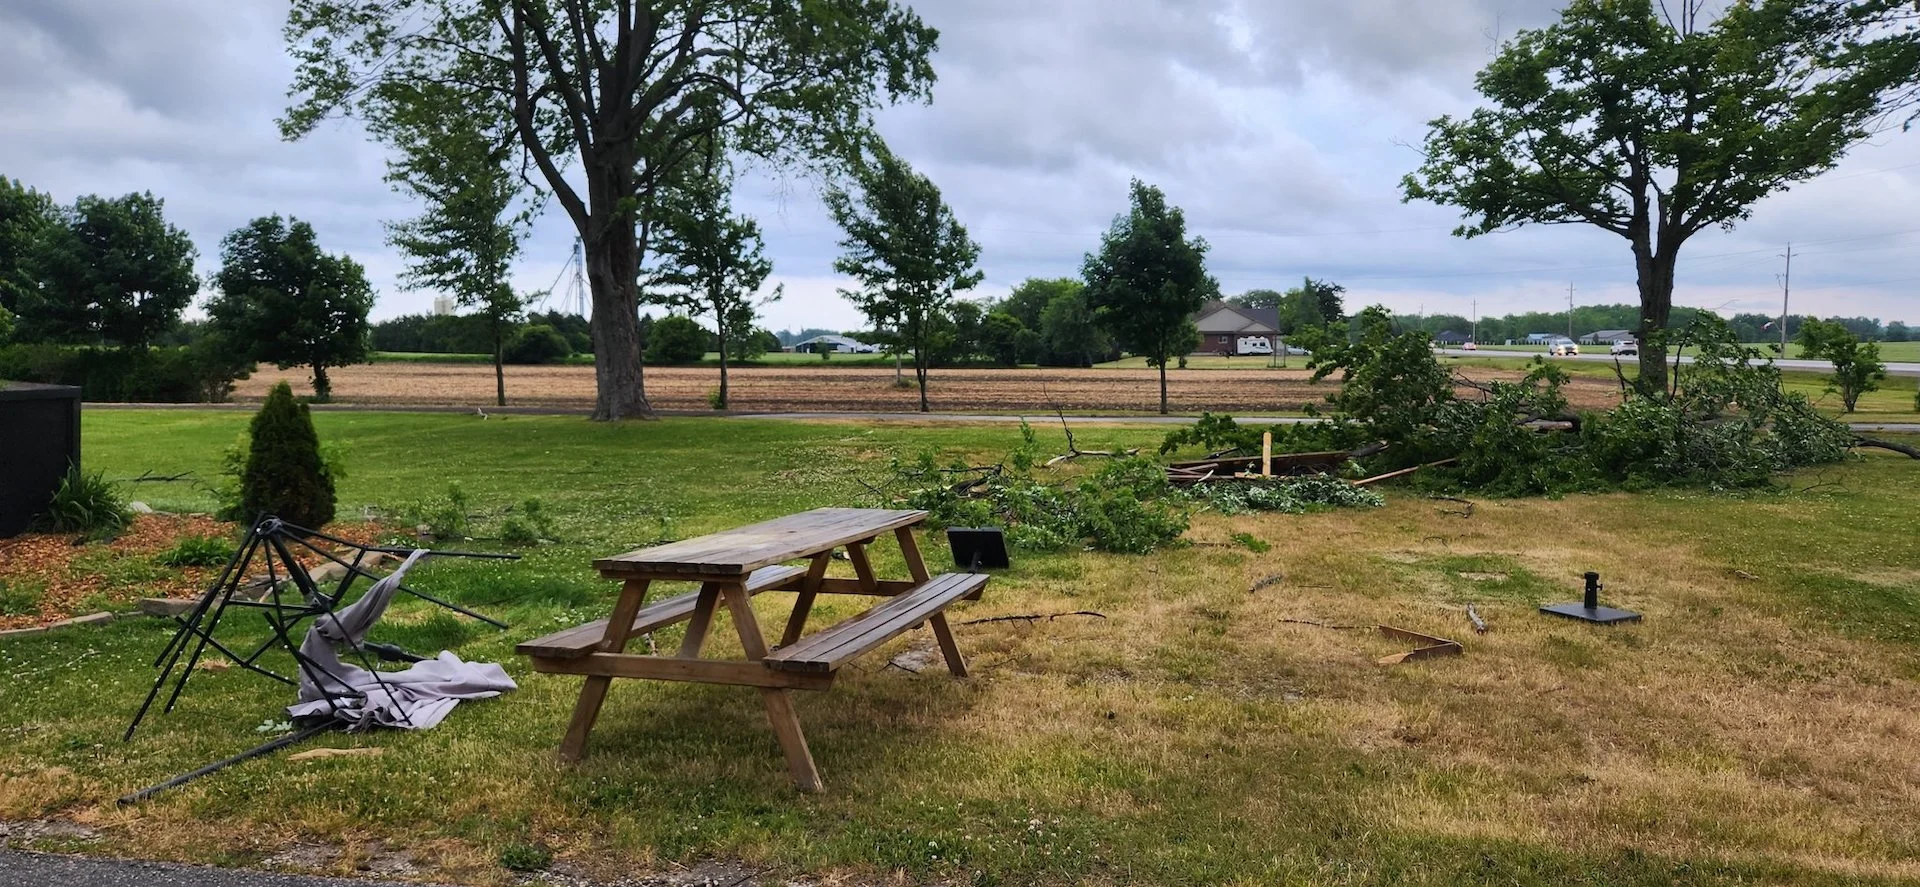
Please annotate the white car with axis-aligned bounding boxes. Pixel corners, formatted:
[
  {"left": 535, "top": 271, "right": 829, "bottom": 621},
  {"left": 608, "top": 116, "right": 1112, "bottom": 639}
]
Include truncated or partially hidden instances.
[
  {"left": 1610, "top": 340, "right": 1638, "bottom": 356},
  {"left": 1548, "top": 339, "right": 1580, "bottom": 357}
]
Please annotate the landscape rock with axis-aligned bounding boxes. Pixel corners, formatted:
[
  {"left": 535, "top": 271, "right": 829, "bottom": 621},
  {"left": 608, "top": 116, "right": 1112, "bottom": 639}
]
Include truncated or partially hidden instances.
[
  {"left": 128, "top": 501, "right": 154, "bottom": 514},
  {"left": 138, "top": 597, "right": 199, "bottom": 617}
]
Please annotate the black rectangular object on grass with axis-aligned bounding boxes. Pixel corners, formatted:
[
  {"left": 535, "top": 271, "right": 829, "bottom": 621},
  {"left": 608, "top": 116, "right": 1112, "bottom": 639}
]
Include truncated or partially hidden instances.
[
  {"left": 947, "top": 527, "right": 1010, "bottom": 571},
  {"left": 0, "top": 382, "right": 82, "bottom": 537}
]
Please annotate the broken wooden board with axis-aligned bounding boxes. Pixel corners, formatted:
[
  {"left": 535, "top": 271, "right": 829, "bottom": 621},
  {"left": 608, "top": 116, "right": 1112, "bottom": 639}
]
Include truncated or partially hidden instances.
[
  {"left": 1375, "top": 624, "right": 1463, "bottom": 665},
  {"left": 288, "top": 747, "right": 384, "bottom": 762}
]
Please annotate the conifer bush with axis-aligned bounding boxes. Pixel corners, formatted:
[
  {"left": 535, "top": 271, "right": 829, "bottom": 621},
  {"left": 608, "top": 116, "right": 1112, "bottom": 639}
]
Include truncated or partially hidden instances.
[{"left": 239, "top": 382, "right": 335, "bottom": 527}]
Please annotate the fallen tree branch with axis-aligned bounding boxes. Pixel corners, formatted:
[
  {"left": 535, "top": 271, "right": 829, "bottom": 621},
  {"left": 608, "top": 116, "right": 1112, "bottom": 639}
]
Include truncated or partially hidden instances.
[
  {"left": 1279, "top": 618, "right": 1362, "bottom": 630},
  {"left": 960, "top": 611, "right": 1108, "bottom": 626},
  {"left": 1466, "top": 604, "right": 1488, "bottom": 634},
  {"left": 1248, "top": 574, "right": 1286, "bottom": 594},
  {"left": 1429, "top": 494, "right": 1475, "bottom": 518},
  {"left": 1354, "top": 458, "right": 1458, "bottom": 487},
  {"left": 1854, "top": 436, "right": 1920, "bottom": 459},
  {"left": 1045, "top": 406, "right": 1136, "bottom": 465}
]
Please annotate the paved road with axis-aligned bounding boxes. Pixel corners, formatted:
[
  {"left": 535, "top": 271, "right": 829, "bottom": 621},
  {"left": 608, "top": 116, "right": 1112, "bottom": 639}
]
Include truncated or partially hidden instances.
[
  {"left": 82, "top": 403, "right": 1919, "bottom": 433},
  {"left": 1435, "top": 348, "right": 1920, "bottom": 377},
  {"left": 0, "top": 851, "right": 436, "bottom": 887}
]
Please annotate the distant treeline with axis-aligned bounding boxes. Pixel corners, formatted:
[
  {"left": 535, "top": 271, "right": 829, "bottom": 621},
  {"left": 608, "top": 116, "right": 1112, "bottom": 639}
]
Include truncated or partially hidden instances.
[{"left": 1387, "top": 304, "right": 1914, "bottom": 344}]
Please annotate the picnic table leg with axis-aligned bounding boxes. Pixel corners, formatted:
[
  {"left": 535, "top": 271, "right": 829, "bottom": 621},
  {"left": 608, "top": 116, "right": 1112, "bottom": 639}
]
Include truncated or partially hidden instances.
[
  {"left": 678, "top": 582, "right": 723, "bottom": 658},
  {"left": 779, "top": 553, "right": 833, "bottom": 648},
  {"left": 896, "top": 527, "right": 968, "bottom": 677},
  {"left": 558, "top": 578, "right": 651, "bottom": 762},
  {"left": 721, "top": 580, "right": 823, "bottom": 792}
]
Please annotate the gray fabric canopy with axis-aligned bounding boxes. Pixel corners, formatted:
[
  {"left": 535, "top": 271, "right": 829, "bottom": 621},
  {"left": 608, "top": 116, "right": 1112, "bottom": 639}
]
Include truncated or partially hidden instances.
[{"left": 286, "top": 549, "right": 516, "bottom": 731}]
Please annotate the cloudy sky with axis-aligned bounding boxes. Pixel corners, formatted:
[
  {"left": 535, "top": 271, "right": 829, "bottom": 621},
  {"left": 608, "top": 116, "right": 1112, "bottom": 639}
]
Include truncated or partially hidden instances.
[{"left": 3, "top": 0, "right": 1916, "bottom": 332}]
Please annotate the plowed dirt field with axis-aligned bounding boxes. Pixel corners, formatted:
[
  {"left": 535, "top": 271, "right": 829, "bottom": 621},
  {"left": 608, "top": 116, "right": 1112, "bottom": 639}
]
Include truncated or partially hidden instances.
[{"left": 234, "top": 363, "right": 1625, "bottom": 414}]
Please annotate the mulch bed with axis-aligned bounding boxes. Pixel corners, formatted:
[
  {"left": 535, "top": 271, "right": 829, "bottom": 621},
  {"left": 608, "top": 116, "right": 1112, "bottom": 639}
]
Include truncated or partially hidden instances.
[{"left": 0, "top": 516, "right": 389, "bottom": 631}]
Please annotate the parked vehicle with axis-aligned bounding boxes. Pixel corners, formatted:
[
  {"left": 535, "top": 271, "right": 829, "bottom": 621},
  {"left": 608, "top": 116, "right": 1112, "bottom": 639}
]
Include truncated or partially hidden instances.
[
  {"left": 1610, "top": 339, "right": 1638, "bottom": 356},
  {"left": 1236, "top": 336, "right": 1273, "bottom": 356},
  {"left": 1462, "top": 341, "right": 1478, "bottom": 351},
  {"left": 1548, "top": 338, "right": 1580, "bottom": 357}
]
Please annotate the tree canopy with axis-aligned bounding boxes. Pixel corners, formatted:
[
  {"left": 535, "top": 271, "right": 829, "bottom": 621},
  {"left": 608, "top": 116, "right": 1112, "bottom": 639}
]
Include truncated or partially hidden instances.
[
  {"left": 1403, "top": 0, "right": 1920, "bottom": 394},
  {"left": 825, "top": 143, "right": 983, "bottom": 412},
  {"left": 208, "top": 217, "right": 375, "bottom": 402},
  {"left": 383, "top": 83, "right": 528, "bottom": 407},
  {"left": 18, "top": 192, "right": 198, "bottom": 349},
  {"left": 644, "top": 132, "right": 776, "bottom": 409},
  {"left": 1082, "top": 180, "right": 1218, "bottom": 414},
  {"left": 283, "top": 0, "right": 939, "bottom": 420},
  {"left": 0, "top": 177, "right": 56, "bottom": 317}
]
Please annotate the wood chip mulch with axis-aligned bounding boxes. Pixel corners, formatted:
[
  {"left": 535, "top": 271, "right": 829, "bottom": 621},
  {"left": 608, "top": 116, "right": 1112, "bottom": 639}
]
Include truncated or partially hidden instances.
[{"left": 0, "top": 516, "right": 391, "bottom": 631}]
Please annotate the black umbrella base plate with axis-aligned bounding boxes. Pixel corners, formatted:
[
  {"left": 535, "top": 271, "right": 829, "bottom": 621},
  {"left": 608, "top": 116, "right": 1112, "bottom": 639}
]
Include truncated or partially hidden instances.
[{"left": 1540, "top": 602, "right": 1642, "bottom": 624}]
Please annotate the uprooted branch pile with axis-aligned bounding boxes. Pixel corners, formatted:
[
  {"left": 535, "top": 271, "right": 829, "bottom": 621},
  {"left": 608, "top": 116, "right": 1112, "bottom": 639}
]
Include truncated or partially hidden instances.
[
  {"left": 1159, "top": 308, "right": 1892, "bottom": 497},
  {"left": 866, "top": 421, "right": 1384, "bottom": 555}
]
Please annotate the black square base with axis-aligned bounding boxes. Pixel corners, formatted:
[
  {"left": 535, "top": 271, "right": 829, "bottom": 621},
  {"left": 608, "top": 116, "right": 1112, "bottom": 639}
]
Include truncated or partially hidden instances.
[{"left": 1540, "top": 602, "right": 1642, "bottom": 624}]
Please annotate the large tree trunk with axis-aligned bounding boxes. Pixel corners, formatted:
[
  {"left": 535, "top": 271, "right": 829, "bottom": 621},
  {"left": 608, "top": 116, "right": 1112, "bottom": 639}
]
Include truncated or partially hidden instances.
[
  {"left": 916, "top": 349, "right": 929, "bottom": 412},
  {"left": 716, "top": 336, "right": 729, "bottom": 410},
  {"left": 492, "top": 329, "right": 506, "bottom": 408},
  {"left": 1632, "top": 239, "right": 1677, "bottom": 397},
  {"left": 582, "top": 157, "right": 653, "bottom": 421},
  {"left": 1158, "top": 360, "right": 1169, "bottom": 415},
  {"left": 311, "top": 363, "right": 332, "bottom": 403}
]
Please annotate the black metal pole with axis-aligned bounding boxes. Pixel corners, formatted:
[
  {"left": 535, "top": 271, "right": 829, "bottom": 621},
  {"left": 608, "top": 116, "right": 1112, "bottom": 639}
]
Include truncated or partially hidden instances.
[
  {"left": 1584, "top": 572, "right": 1601, "bottom": 610},
  {"left": 116, "top": 723, "right": 333, "bottom": 805}
]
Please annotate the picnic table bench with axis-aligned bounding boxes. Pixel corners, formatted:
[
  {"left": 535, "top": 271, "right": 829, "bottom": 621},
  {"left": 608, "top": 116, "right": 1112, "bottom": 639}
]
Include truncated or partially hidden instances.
[{"left": 516, "top": 507, "right": 986, "bottom": 791}]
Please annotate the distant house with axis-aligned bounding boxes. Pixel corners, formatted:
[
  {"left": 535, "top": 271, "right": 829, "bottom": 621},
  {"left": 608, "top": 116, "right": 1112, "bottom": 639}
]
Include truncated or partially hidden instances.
[
  {"left": 1193, "top": 301, "right": 1280, "bottom": 355},
  {"left": 1433, "top": 330, "right": 1471, "bottom": 346},
  {"left": 793, "top": 334, "right": 876, "bottom": 354},
  {"left": 1524, "top": 332, "right": 1556, "bottom": 345},
  {"left": 1581, "top": 329, "right": 1635, "bottom": 345}
]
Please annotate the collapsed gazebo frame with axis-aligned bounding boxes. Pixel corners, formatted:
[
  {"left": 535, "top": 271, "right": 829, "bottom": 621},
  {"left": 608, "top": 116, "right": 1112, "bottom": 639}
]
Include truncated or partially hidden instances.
[{"left": 124, "top": 515, "right": 516, "bottom": 743}]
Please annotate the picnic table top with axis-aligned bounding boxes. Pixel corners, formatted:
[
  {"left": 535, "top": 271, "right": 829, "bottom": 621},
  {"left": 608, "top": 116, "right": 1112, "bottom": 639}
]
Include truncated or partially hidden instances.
[{"left": 594, "top": 507, "right": 928, "bottom": 579}]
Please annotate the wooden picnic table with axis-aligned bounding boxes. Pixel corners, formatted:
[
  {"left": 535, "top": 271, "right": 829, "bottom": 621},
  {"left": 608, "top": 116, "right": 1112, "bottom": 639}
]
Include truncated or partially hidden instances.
[{"left": 516, "top": 507, "right": 987, "bottom": 792}]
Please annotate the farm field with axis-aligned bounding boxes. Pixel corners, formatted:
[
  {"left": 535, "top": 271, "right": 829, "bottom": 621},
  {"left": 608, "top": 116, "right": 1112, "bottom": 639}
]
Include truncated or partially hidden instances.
[
  {"left": 234, "top": 361, "right": 1632, "bottom": 415},
  {"left": 1, "top": 411, "right": 1917, "bottom": 886}
]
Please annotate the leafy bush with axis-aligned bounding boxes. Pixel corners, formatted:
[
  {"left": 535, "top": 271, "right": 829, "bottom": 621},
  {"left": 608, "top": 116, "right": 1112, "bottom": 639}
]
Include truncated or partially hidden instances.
[
  {"left": 880, "top": 425, "right": 1191, "bottom": 554},
  {"left": 1190, "top": 475, "right": 1385, "bottom": 515},
  {"left": 0, "top": 342, "right": 253, "bottom": 402},
  {"left": 238, "top": 382, "right": 336, "bottom": 527},
  {"left": 499, "top": 498, "right": 555, "bottom": 545},
  {"left": 155, "top": 534, "right": 236, "bottom": 567},
  {"left": 39, "top": 466, "right": 131, "bottom": 534},
  {"left": 503, "top": 324, "right": 571, "bottom": 365},
  {"left": 402, "top": 483, "right": 472, "bottom": 540},
  {"left": 645, "top": 314, "right": 710, "bottom": 365},
  {"left": 1191, "top": 309, "right": 1855, "bottom": 496}
]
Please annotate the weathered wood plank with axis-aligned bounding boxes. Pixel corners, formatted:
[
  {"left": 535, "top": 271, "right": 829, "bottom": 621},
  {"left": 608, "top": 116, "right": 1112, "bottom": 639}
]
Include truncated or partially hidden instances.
[
  {"left": 530, "top": 653, "right": 835, "bottom": 691},
  {"left": 766, "top": 573, "right": 988, "bottom": 674},
  {"left": 517, "top": 565, "right": 805, "bottom": 659},
  {"left": 594, "top": 508, "right": 926, "bottom": 578}
]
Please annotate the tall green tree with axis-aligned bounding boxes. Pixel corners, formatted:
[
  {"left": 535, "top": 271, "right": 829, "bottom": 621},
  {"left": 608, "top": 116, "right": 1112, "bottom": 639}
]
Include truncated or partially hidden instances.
[
  {"left": 1403, "top": 0, "right": 1920, "bottom": 395},
  {"left": 208, "top": 217, "right": 375, "bottom": 402},
  {"left": 19, "top": 192, "right": 198, "bottom": 349},
  {"left": 1040, "top": 288, "right": 1108, "bottom": 368},
  {"left": 1296, "top": 276, "right": 1345, "bottom": 323},
  {"left": 1797, "top": 318, "right": 1886, "bottom": 412},
  {"left": 824, "top": 143, "right": 983, "bottom": 412},
  {"left": 999, "top": 277, "right": 1081, "bottom": 331},
  {"left": 382, "top": 84, "right": 527, "bottom": 407},
  {"left": 0, "top": 177, "right": 56, "bottom": 317},
  {"left": 1082, "top": 180, "right": 1218, "bottom": 414},
  {"left": 1229, "top": 289, "right": 1283, "bottom": 310},
  {"left": 283, "top": 0, "right": 937, "bottom": 421},
  {"left": 644, "top": 132, "right": 776, "bottom": 410}
]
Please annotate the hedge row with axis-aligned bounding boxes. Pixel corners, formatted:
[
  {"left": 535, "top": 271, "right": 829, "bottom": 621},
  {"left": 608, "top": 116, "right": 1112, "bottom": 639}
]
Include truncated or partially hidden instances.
[{"left": 0, "top": 343, "right": 254, "bottom": 403}]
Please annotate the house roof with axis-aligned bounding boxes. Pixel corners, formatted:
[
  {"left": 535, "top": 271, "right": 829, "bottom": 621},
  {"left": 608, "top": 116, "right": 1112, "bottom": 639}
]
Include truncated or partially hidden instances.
[
  {"left": 1195, "top": 300, "right": 1280, "bottom": 335},
  {"left": 795, "top": 334, "right": 870, "bottom": 348},
  {"left": 1433, "top": 329, "right": 1470, "bottom": 343},
  {"left": 1588, "top": 329, "right": 1634, "bottom": 339}
]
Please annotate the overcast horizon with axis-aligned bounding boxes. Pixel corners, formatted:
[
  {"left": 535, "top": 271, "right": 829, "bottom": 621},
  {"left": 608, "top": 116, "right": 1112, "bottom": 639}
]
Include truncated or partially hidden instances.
[{"left": 3, "top": 0, "right": 1916, "bottom": 334}]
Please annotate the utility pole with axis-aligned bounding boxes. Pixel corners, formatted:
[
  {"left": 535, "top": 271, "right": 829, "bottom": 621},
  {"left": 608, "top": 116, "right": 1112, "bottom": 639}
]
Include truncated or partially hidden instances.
[
  {"left": 1566, "top": 283, "right": 1576, "bottom": 341},
  {"left": 1778, "top": 243, "right": 1793, "bottom": 356}
]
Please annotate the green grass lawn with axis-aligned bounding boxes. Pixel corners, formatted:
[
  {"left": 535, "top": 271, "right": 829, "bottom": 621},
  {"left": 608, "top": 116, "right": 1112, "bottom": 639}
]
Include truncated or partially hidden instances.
[{"left": 3, "top": 412, "right": 1919, "bottom": 885}]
